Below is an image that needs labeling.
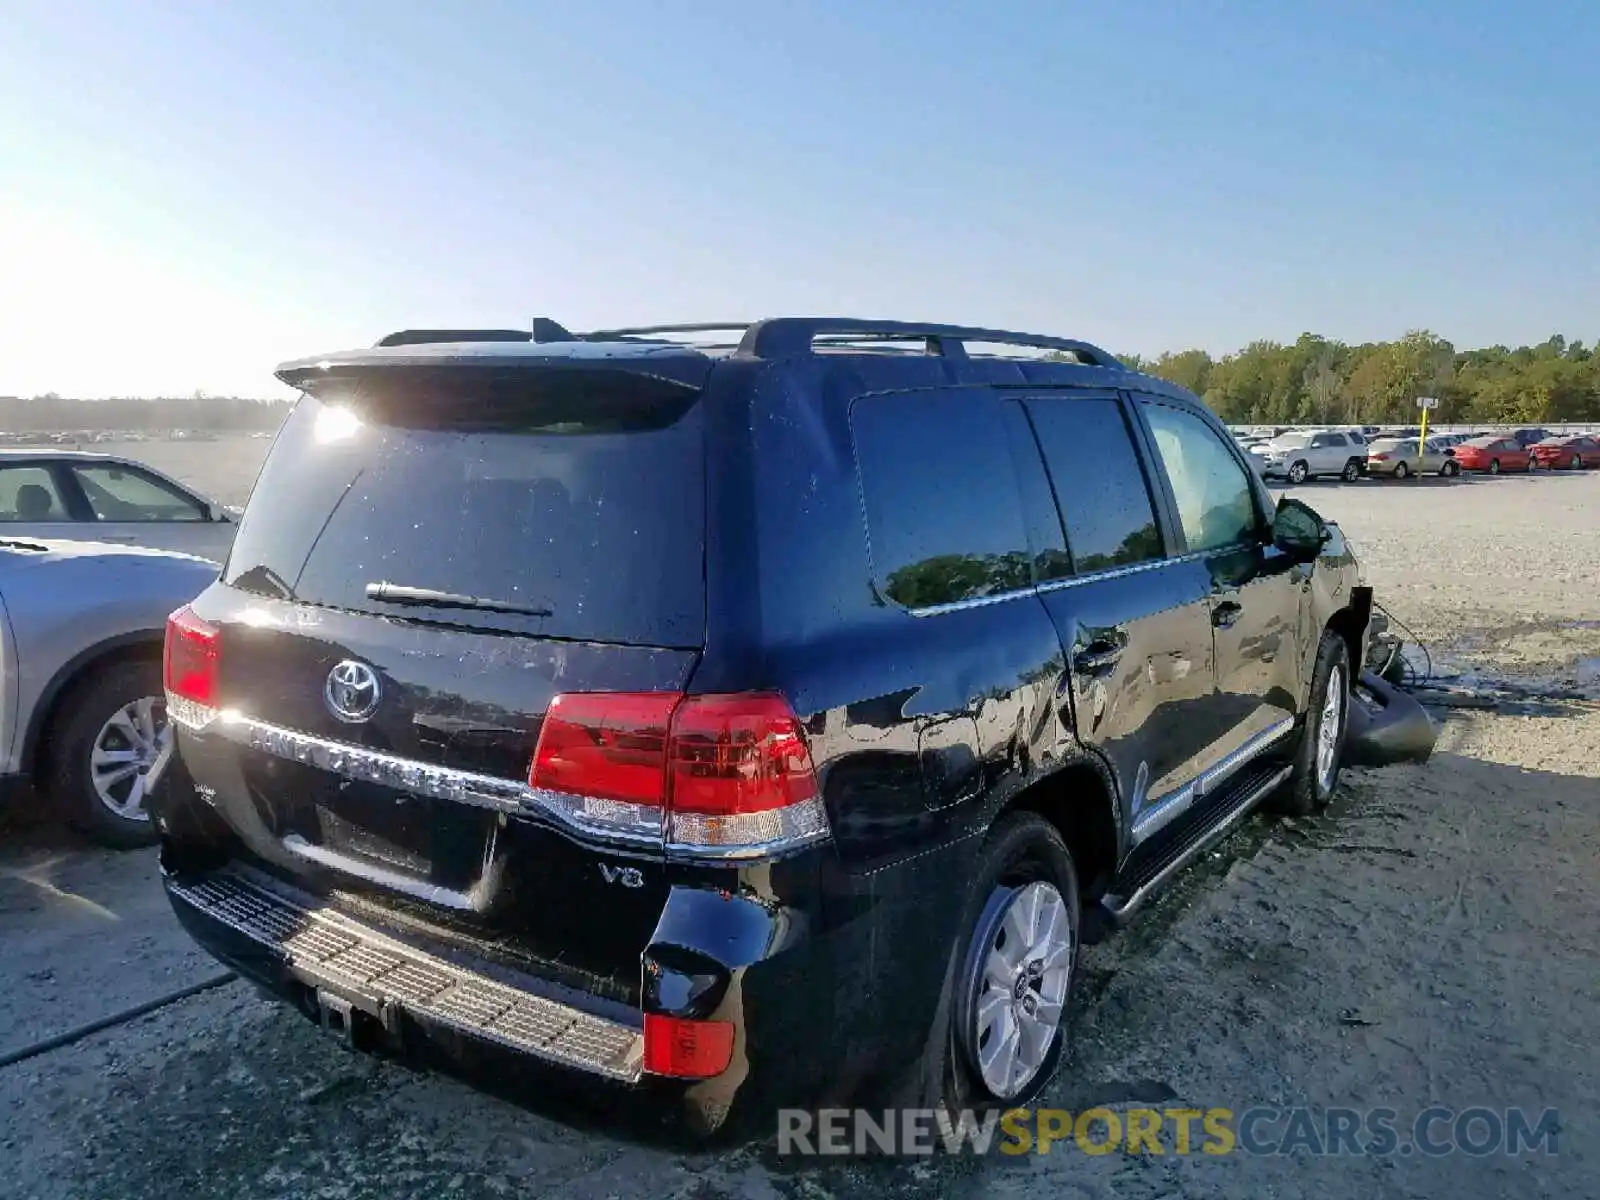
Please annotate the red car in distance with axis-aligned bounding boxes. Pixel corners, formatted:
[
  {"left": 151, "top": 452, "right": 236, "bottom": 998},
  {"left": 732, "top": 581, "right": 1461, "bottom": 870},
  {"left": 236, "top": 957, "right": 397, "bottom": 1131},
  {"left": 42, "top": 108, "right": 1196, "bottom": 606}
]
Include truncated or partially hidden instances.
[
  {"left": 1451, "top": 435, "right": 1533, "bottom": 474},
  {"left": 1530, "top": 434, "right": 1600, "bottom": 470}
]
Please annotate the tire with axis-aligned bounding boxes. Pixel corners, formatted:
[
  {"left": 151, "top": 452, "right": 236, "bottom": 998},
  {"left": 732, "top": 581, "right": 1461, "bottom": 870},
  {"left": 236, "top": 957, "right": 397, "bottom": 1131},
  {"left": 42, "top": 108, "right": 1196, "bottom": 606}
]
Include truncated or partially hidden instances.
[
  {"left": 1393, "top": 461, "right": 1410, "bottom": 480},
  {"left": 897, "top": 812, "right": 1080, "bottom": 1112},
  {"left": 1287, "top": 460, "right": 1309, "bottom": 484},
  {"left": 1488, "top": 459, "right": 1501, "bottom": 475},
  {"left": 1572, "top": 455, "right": 1583, "bottom": 471},
  {"left": 48, "top": 659, "right": 167, "bottom": 849},
  {"left": 1441, "top": 460, "right": 1460, "bottom": 478},
  {"left": 1525, "top": 455, "right": 1536, "bottom": 473},
  {"left": 1268, "top": 632, "right": 1350, "bottom": 817},
  {"left": 1341, "top": 459, "right": 1362, "bottom": 482}
]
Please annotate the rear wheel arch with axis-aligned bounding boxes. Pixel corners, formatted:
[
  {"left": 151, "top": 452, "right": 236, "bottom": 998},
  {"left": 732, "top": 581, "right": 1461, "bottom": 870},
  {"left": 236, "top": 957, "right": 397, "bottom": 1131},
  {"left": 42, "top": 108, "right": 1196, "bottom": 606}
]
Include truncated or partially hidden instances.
[
  {"left": 22, "top": 633, "right": 164, "bottom": 783},
  {"left": 1001, "top": 760, "right": 1121, "bottom": 903}
]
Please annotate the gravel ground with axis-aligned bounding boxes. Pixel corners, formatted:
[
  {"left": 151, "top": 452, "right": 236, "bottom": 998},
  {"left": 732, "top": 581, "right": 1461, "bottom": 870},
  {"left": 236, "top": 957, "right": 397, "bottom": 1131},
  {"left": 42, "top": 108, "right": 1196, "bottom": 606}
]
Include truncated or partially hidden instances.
[{"left": 2, "top": 456, "right": 1596, "bottom": 1199}]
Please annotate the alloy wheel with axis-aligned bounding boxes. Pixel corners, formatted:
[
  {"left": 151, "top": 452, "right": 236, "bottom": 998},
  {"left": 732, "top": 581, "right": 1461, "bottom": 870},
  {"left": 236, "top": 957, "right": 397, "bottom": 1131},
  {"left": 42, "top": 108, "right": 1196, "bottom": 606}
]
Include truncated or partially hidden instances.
[
  {"left": 966, "top": 880, "right": 1073, "bottom": 1100},
  {"left": 89, "top": 696, "right": 170, "bottom": 823},
  {"left": 1316, "top": 663, "right": 1346, "bottom": 795}
]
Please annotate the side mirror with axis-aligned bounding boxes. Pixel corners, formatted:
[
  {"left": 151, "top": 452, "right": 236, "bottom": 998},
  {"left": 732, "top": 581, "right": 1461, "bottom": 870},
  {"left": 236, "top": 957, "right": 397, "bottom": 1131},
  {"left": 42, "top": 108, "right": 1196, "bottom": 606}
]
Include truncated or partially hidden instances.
[
  {"left": 205, "top": 503, "right": 230, "bottom": 523},
  {"left": 1272, "top": 497, "right": 1329, "bottom": 562}
]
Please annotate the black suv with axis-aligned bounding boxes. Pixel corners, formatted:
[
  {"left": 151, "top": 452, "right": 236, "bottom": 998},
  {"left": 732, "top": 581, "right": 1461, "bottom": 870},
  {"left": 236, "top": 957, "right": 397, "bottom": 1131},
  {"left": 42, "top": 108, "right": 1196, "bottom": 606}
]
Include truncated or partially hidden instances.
[{"left": 156, "top": 318, "right": 1373, "bottom": 1135}]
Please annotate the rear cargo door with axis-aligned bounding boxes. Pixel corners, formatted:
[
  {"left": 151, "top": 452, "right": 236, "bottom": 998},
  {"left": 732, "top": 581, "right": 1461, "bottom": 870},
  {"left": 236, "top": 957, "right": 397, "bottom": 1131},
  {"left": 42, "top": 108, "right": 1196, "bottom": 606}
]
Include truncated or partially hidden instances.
[{"left": 189, "top": 362, "right": 708, "bottom": 1000}]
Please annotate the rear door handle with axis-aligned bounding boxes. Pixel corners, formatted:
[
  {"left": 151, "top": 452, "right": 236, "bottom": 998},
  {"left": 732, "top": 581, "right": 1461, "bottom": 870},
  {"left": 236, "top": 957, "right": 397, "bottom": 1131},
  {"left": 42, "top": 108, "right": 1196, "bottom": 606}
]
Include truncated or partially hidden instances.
[
  {"left": 1072, "top": 640, "right": 1126, "bottom": 674},
  {"left": 1212, "top": 601, "right": 1243, "bottom": 629}
]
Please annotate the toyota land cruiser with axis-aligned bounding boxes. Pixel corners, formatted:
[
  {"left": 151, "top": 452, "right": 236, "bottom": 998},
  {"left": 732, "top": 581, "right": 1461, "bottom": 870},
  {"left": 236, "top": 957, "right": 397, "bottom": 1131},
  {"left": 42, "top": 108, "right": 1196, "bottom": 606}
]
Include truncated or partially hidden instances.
[{"left": 154, "top": 318, "right": 1373, "bottom": 1136}]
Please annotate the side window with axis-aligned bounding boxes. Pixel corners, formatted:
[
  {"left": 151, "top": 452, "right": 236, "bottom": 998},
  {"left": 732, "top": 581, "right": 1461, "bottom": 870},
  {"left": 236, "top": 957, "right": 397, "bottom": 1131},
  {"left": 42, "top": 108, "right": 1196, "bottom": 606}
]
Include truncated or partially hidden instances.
[
  {"left": 0, "top": 465, "right": 71, "bottom": 522},
  {"left": 1025, "top": 396, "right": 1163, "bottom": 574},
  {"left": 852, "top": 390, "right": 1033, "bottom": 609},
  {"left": 1327, "top": 433, "right": 1349, "bottom": 448},
  {"left": 1140, "top": 402, "right": 1262, "bottom": 554},
  {"left": 71, "top": 464, "right": 206, "bottom": 522}
]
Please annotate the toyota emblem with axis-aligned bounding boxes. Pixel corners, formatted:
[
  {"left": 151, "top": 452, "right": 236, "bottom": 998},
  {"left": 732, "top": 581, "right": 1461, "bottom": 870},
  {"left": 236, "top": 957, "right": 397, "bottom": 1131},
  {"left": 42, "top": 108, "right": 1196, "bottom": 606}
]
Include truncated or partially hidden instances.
[{"left": 324, "top": 659, "right": 382, "bottom": 723}]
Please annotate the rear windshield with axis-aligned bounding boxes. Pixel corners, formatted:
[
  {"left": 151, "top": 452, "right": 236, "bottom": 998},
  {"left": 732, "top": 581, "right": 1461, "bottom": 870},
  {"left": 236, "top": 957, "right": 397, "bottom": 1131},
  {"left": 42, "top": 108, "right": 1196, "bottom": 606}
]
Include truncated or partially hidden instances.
[{"left": 223, "top": 368, "right": 705, "bottom": 647}]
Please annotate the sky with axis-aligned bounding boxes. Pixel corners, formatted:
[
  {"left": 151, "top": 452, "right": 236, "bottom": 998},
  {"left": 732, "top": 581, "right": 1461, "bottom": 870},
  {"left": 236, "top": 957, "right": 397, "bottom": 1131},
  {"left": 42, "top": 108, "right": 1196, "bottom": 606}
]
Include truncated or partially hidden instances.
[{"left": 3, "top": 0, "right": 1597, "bottom": 398}]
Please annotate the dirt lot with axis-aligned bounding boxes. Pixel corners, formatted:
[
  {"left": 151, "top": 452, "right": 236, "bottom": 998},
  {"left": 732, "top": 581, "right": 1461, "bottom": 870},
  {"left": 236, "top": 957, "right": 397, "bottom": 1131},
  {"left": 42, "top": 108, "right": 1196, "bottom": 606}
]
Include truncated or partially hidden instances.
[{"left": 2, "top": 453, "right": 1597, "bottom": 1199}]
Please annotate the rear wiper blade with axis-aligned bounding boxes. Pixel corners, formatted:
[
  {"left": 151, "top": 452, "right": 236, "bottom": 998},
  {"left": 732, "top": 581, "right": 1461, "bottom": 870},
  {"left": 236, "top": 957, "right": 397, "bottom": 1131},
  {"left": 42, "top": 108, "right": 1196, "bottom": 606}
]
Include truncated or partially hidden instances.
[{"left": 364, "top": 581, "right": 553, "bottom": 618}]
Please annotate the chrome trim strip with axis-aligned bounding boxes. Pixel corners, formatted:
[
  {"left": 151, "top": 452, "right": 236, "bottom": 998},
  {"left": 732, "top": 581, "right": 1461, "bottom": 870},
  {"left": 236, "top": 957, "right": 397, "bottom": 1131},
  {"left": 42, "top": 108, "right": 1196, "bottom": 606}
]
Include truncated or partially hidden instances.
[
  {"left": 202, "top": 712, "right": 828, "bottom": 864},
  {"left": 1131, "top": 715, "right": 1296, "bottom": 843},
  {"left": 1037, "top": 551, "right": 1200, "bottom": 594},
  {"left": 908, "top": 549, "right": 1219, "bottom": 617},
  {"left": 1105, "top": 764, "right": 1292, "bottom": 920},
  {"left": 907, "top": 587, "right": 1035, "bottom": 617}
]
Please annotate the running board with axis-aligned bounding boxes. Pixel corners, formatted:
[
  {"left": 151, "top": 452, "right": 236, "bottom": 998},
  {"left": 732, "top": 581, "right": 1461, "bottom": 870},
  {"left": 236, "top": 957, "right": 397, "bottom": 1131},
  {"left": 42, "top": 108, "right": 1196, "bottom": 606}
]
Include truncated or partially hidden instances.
[
  {"left": 1099, "top": 761, "right": 1292, "bottom": 923},
  {"left": 167, "top": 869, "right": 645, "bottom": 1082}
]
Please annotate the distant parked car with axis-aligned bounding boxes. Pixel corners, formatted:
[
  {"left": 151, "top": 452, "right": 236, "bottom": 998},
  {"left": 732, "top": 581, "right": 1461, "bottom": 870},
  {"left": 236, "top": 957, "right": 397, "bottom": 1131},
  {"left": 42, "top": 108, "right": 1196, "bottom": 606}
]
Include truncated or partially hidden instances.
[
  {"left": 1, "top": 537, "right": 216, "bottom": 846},
  {"left": 1530, "top": 434, "right": 1600, "bottom": 470},
  {"left": 0, "top": 449, "right": 239, "bottom": 562},
  {"left": 1507, "top": 428, "right": 1550, "bottom": 452},
  {"left": 1366, "top": 437, "right": 1460, "bottom": 479},
  {"left": 1451, "top": 436, "right": 1533, "bottom": 475},
  {"left": 1249, "top": 428, "right": 1367, "bottom": 482}
]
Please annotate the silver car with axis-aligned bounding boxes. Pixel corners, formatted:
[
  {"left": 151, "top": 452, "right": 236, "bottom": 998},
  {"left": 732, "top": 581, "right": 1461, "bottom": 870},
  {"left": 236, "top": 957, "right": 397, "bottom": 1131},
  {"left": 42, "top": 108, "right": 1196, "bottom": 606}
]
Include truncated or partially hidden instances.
[
  {"left": 0, "top": 449, "right": 239, "bottom": 562},
  {"left": 0, "top": 536, "right": 217, "bottom": 847}
]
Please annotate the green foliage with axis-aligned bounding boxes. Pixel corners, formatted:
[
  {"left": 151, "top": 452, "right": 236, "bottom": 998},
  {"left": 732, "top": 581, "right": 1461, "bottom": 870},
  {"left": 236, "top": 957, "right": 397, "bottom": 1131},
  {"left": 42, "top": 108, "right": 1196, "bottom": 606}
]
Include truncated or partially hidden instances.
[{"left": 1134, "top": 331, "right": 1600, "bottom": 425}]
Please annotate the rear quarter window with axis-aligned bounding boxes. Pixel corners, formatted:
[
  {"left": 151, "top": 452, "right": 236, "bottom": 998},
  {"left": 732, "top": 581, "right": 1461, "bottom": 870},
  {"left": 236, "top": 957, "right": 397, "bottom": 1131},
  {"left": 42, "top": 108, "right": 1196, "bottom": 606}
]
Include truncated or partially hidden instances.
[{"left": 850, "top": 390, "right": 1034, "bottom": 610}]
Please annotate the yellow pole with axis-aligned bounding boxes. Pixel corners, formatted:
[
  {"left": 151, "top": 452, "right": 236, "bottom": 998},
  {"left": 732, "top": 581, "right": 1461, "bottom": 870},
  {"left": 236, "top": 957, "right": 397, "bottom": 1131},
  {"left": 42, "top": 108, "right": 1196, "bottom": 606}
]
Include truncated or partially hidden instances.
[{"left": 1417, "top": 400, "right": 1429, "bottom": 466}]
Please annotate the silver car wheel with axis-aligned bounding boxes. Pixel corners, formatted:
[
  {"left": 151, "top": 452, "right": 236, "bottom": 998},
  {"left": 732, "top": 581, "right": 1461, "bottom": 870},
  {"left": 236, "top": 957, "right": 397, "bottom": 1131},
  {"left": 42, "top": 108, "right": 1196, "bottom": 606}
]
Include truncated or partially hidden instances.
[
  {"left": 89, "top": 696, "right": 169, "bottom": 822},
  {"left": 969, "top": 880, "right": 1072, "bottom": 1100},
  {"left": 1316, "top": 663, "right": 1345, "bottom": 794}
]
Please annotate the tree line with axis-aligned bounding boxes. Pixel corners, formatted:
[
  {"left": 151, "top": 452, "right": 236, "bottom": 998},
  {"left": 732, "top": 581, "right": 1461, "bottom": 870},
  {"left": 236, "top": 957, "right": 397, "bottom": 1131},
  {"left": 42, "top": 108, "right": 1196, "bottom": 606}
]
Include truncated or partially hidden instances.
[
  {"left": 0, "top": 393, "right": 292, "bottom": 433},
  {"left": 1117, "top": 332, "right": 1600, "bottom": 426}
]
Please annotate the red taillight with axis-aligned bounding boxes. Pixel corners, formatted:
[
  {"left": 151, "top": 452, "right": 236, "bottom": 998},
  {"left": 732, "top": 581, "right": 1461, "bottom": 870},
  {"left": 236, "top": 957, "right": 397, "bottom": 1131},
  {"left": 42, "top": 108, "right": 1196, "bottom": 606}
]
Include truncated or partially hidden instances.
[
  {"left": 528, "top": 691, "right": 828, "bottom": 855},
  {"left": 1371, "top": 453, "right": 1390, "bottom": 461},
  {"left": 164, "top": 605, "right": 220, "bottom": 725},
  {"left": 667, "top": 694, "right": 820, "bottom": 816},
  {"left": 531, "top": 692, "right": 678, "bottom": 806},
  {"left": 642, "top": 1013, "right": 735, "bottom": 1078}
]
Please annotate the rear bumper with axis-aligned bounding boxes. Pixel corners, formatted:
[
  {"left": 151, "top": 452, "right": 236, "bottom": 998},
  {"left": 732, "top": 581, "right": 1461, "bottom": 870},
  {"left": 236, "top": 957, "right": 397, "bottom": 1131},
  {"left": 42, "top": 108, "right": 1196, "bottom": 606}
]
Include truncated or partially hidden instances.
[{"left": 164, "top": 866, "right": 646, "bottom": 1079}]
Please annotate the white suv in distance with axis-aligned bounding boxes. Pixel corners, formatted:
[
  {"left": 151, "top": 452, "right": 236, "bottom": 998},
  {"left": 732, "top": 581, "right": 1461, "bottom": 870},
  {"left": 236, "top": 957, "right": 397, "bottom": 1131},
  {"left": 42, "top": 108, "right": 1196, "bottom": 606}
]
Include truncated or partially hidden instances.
[{"left": 1250, "top": 428, "right": 1368, "bottom": 483}]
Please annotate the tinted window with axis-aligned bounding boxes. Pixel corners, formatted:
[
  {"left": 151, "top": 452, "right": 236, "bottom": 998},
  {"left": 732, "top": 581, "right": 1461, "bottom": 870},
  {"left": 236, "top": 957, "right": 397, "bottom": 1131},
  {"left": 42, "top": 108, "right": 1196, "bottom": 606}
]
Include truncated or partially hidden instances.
[
  {"left": 1141, "top": 402, "right": 1260, "bottom": 553},
  {"left": 852, "top": 390, "right": 1032, "bottom": 609},
  {"left": 73, "top": 464, "right": 205, "bottom": 522},
  {"left": 1026, "top": 397, "right": 1163, "bottom": 574},
  {"left": 0, "top": 465, "right": 70, "bottom": 522},
  {"left": 224, "top": 372, "right": 705, "bottom": 646}
]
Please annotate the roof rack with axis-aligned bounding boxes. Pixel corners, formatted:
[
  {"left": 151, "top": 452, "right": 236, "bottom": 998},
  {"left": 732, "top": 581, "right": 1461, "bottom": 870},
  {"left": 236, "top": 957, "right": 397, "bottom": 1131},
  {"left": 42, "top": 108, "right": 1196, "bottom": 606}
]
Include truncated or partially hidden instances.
[
  {"left": 737, "top": 319, "right": 1120, "bottom": 365},
  {"left": 376, "top": 328, "right": 531, "bottom": 347},
  {"left": 373, "top": 318, "right": 1122, "bottom": 367}
]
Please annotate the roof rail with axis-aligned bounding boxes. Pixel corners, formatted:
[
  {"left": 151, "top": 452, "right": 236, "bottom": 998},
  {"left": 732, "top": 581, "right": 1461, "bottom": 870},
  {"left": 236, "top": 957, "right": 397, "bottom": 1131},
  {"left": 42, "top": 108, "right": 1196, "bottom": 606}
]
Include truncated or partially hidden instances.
[
  {"left": 371, "top": 318, "right": 1123, "bottom": 367},
  {"left": 736, "top": 319, "right": 1122, "bottom": 366},
  {"left": 375, "top": 328, "right": 532, "bottom": 348},
  {"left": 581, "top": 323, "right": 755, "bottom": 342}
]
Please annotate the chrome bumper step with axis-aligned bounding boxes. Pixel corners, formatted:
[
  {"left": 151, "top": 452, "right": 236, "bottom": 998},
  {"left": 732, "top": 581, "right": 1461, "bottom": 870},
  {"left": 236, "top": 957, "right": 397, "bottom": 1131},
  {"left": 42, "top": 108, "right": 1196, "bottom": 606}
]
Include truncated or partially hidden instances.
[{"left": 168, "top": 870, "right": 644, "bottom": 1082}]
